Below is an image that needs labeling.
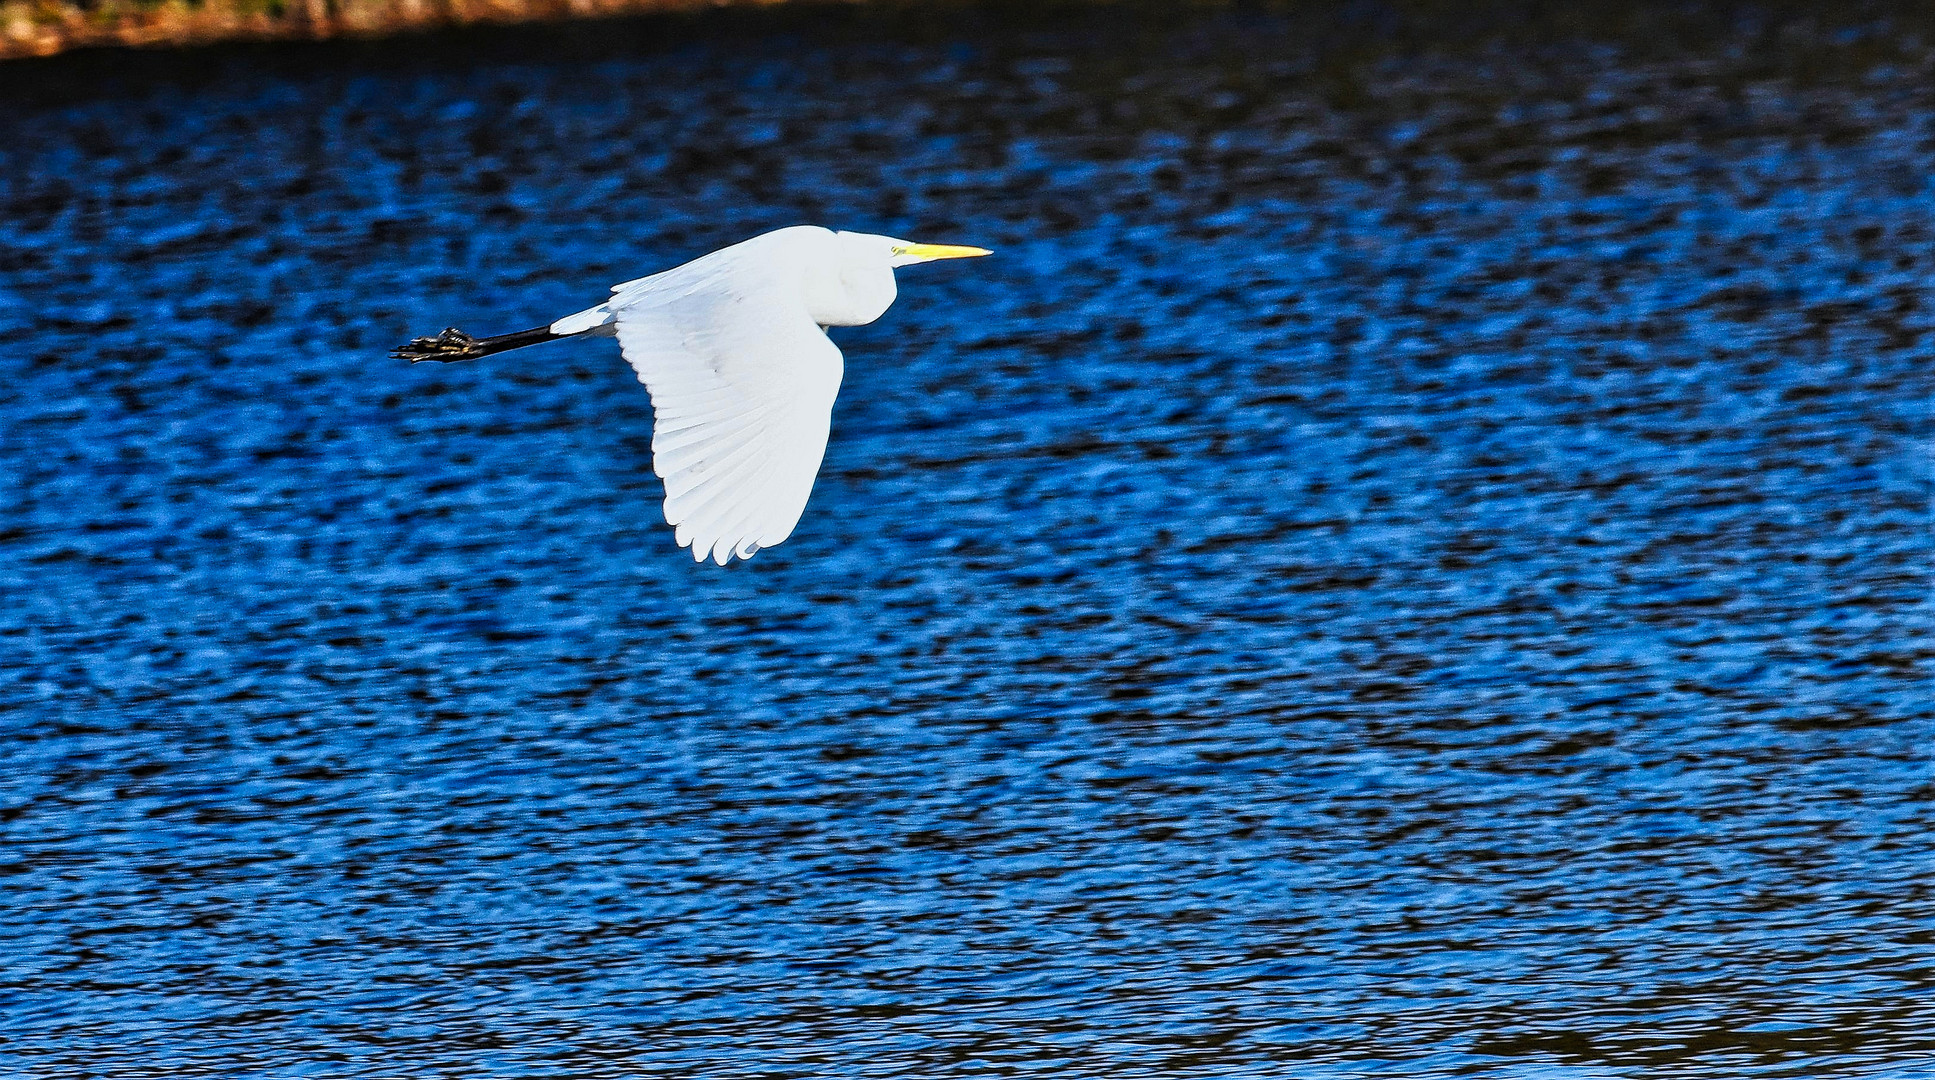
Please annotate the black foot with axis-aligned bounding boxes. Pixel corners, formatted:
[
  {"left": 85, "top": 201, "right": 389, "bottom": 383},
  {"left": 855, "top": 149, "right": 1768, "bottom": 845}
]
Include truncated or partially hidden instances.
[{"left": 393, "top": 327, "right": 484, "bottom": 363}]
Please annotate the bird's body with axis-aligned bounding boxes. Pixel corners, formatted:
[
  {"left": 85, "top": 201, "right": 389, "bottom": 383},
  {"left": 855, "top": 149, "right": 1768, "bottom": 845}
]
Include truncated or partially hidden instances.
[{"left": 394, "top": 226, "right": 988, "bottom": 565}]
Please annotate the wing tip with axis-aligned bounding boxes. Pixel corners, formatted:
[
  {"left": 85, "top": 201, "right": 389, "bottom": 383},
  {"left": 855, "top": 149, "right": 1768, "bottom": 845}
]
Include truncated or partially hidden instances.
[{"left": 672, "top": 529, "right": 766, "bottom": 567}]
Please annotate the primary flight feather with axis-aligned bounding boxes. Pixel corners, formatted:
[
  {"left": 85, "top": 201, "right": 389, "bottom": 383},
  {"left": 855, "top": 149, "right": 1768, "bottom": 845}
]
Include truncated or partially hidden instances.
[{"left": 393, "top": 225, "right": 990, "bottom": 565}]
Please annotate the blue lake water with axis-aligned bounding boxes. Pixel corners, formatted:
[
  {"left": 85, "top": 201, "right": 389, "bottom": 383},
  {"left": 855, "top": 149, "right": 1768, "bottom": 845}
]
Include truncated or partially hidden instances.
[{"left": 0, "top": 5, "right": 1930, "bottom": 1076}]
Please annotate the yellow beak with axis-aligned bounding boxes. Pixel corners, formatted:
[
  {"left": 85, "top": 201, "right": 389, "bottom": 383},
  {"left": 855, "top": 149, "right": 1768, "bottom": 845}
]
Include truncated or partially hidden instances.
[{"left": 894, "top": 242, "right": 993, "bottom": 262}]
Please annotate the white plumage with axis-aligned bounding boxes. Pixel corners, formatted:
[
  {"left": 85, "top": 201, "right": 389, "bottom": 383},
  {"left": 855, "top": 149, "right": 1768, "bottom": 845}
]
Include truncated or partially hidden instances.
[
  {"left": 400, "top": 225, "right": 989, "bottom": 566},
  {"left": 608, "top": 234, "right": 844, "bottom": 565}
]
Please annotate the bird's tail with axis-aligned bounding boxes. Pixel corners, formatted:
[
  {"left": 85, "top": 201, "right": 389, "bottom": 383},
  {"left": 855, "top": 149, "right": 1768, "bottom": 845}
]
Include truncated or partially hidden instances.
[{"left": 392, "top": 325, "right": 560, "bottom": 363}]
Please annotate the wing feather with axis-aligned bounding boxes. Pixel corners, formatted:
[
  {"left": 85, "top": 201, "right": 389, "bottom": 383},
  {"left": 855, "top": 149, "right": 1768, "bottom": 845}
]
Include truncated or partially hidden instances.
[
  {"left": 612, "top": 243, "right": 844, "bottom": 565},
  {"left": 651, "top": 406, "right": 774, "bottom": 463},
  {"left": 700, "top": 450, "right": 794, "bottom": 562},
  {"left": 754, "top": 417, "right": 830, "bottom": 547},
  {"left": 663, "top": 433, "right": 774, "bottom": 507}
]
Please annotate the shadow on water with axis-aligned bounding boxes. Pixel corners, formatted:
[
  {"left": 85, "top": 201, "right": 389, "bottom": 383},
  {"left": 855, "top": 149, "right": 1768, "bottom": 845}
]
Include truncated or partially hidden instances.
[{"left": 0, "top": 1, "right": 1930, "bottom": 1076}]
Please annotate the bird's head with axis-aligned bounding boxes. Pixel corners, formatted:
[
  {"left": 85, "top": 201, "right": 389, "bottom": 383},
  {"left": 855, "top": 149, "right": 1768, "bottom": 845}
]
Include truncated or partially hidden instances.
[{"left": 809, "top": 229, "right": 990, "bottom": 327}]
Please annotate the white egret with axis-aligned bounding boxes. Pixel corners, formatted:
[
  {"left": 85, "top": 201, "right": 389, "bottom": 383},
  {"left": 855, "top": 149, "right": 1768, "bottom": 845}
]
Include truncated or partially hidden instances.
[{"left": 394, "top": 226, "right": 990, "bottom": 565}]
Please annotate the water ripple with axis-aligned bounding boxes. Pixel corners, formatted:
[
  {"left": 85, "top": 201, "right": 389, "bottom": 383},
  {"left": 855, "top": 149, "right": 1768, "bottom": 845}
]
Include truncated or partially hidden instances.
[{"left": 0, "top": 4, "right": 1930, "bottom": 1077}]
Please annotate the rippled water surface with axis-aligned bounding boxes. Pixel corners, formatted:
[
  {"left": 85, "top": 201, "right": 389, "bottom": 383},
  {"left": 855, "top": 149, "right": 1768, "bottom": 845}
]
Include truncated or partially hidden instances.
[{"left": 1, "top": 4, "right": 1931, "bottom": 1076}]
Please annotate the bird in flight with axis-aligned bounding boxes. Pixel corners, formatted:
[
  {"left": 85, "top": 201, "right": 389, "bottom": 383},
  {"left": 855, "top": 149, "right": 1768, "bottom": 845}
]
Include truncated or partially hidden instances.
[{"left": 394, "top": 226, "right": 990, "bottom": 565}]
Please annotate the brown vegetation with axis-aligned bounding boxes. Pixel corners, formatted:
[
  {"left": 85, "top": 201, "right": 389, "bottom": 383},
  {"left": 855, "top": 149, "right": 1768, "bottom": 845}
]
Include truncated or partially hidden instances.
[{"left": 0, "top": 0, "right": 782, "bottom": 59}]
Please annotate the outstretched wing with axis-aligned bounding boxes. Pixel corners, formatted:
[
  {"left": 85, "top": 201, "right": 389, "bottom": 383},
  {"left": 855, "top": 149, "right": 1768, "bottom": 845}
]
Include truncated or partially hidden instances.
[{"left": 612, "top": 258, "right": 844, "bottom": 565}]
